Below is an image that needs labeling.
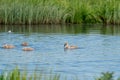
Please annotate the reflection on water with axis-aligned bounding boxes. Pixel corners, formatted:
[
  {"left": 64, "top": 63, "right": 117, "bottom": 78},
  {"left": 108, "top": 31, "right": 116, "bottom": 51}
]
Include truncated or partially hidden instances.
[
  {"left": 0, "top": 24, "right": 120, "bottom": 35},
  {"left": 0, "top": 25, "right": 120, "bottom": 80}
]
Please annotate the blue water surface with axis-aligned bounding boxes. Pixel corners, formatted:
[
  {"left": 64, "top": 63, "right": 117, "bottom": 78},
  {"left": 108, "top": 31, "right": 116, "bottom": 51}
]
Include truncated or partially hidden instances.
[{"left": 0, "top": 25, "right": 120, "bottom": 80}]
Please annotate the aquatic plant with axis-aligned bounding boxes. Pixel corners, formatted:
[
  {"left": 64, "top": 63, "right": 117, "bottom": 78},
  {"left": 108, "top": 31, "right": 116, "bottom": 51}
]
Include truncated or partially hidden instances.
[
  {"left": 0, "top": 68, "right": 120, "bottom": 80},
  {"left": 95, "top": 72, "right": 114, "bottom": 80},
  {"left": 0, "top": 67, "right": 61, "bottom": 80},
  {"left": 95, "top": 72, "right": 120, "bottom": 80},
  {"left": 0, "top": 0, "right": 119, "bottom": 25}
]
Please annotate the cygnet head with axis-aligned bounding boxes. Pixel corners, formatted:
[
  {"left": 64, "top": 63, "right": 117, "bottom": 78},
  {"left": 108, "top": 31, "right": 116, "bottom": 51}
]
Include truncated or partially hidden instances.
[
  {"left": 64, "top": 42, "right": 68, "bottom": 47},
  {"left": 21, "top": 42, "right": 28, "bottom": 46}
]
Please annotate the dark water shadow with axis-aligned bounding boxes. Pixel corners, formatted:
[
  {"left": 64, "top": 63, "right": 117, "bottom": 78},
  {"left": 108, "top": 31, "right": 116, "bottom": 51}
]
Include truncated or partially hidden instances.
[{"left": 0, "top": 24, "right": 120, "bottom": 35}]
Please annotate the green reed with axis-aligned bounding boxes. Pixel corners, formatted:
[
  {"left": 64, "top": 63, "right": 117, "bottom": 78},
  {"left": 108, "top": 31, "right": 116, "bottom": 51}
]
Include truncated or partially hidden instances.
[
  {"left": 0, "top": 0, "right": 119, "bottom": 25},
  {"left": 0, "top": 67, "right": 61, "bottom": 80},
  {"left": 0, "top": 67, "right": 120, "bottom": 80}
]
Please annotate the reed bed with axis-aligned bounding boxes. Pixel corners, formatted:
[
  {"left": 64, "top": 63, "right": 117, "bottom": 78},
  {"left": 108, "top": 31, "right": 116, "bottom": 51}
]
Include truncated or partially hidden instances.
[
  {"left": 0, "top": 67, "right": 120, "bottom": 80},
  {"left": 0, "top": 67, "right": 61, "bottom": 80},
  {"left": 0, "top": 0, "right": 119, "bottom": 25}
]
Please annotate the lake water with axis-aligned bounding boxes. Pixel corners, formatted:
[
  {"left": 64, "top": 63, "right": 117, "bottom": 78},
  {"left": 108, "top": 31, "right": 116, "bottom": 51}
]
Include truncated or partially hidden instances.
[{"left": 0, "top": 24, "right": 120, "bottom": 80}]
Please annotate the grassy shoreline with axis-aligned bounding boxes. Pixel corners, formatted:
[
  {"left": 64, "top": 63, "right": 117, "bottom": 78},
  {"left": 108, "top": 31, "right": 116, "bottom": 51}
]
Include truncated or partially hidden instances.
[
  {"left": 0, "top": 0, "right": 120, "bottom": 25},
  {"left": 0, "top": 67, "right": 120, "bottom": 80}
]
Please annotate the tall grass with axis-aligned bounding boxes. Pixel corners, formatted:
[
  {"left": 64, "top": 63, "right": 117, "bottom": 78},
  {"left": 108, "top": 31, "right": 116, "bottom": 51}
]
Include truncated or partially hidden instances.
[
  {"left": 0, "top": 0, "right": 119, "bottom": 25},
  {"left": 0, "top": 67, "right": 61, "bottom": 80},
  {"left": 0, "top": 68, "right": 120, "bottom": 80}
]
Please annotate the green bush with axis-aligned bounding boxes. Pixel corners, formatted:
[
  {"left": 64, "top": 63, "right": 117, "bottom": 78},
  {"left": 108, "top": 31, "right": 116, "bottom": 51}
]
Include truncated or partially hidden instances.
[{"left": 96, "top": 72, "right": 114, "bottom": 80}]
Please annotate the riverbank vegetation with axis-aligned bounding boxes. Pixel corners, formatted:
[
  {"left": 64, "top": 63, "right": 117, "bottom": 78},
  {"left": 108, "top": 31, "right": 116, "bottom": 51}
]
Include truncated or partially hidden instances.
[
  {"left": 0, "top": 67, "right": 61, "bottom": 80},
  {"left": 0, "top": 0, "right": 119, "bottom": 25},
  {"left": 0, "top": 68, "right": 120, "bottom": 80}
]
